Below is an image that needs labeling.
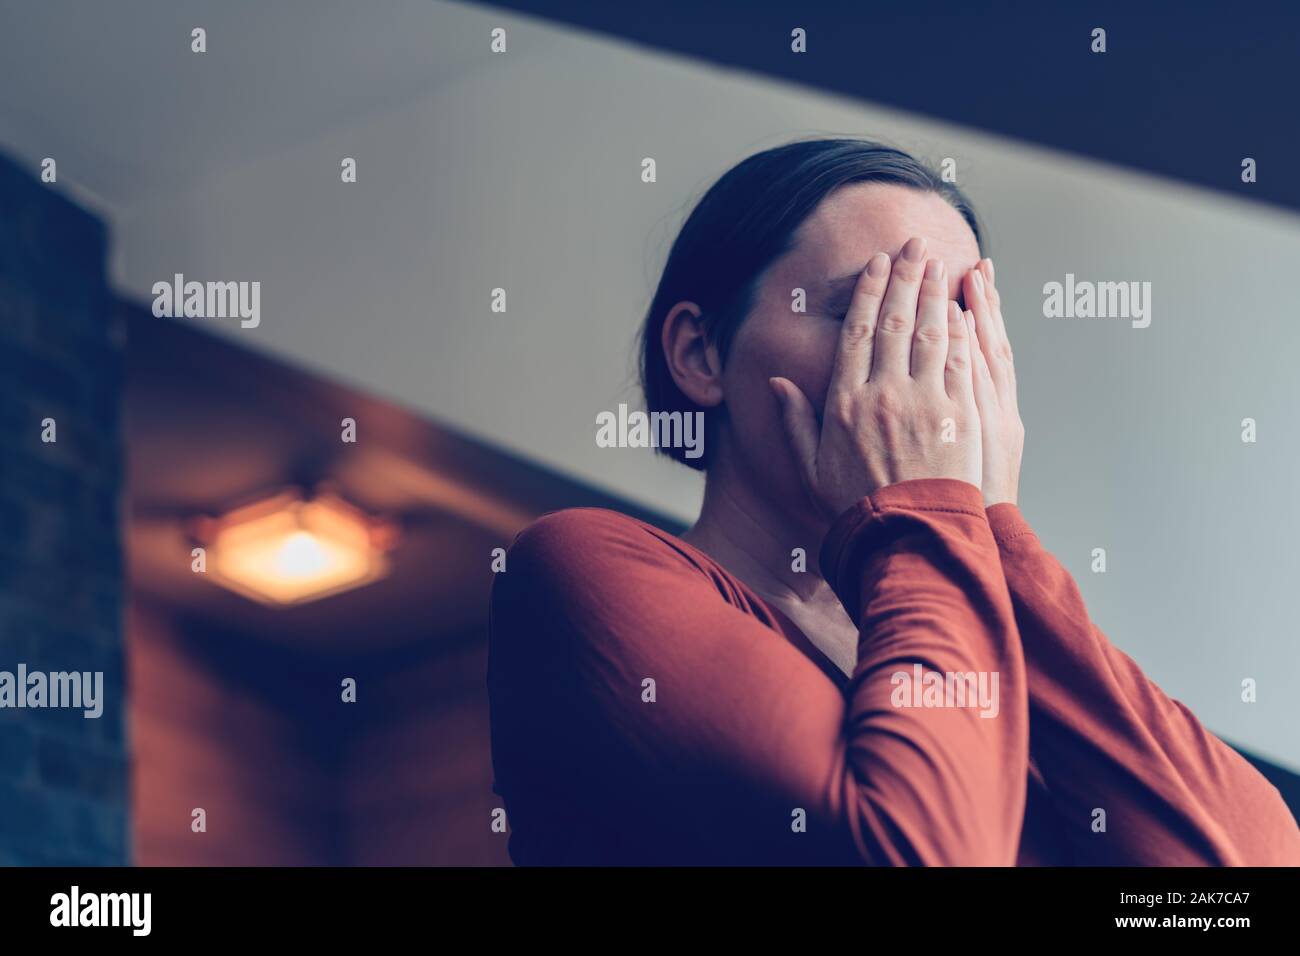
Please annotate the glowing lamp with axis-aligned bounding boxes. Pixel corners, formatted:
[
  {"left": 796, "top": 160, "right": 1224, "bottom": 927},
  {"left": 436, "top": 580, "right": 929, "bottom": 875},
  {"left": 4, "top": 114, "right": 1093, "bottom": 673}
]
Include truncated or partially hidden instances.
[{"left": 194, "top": 489, "right": 396, "bottom": 606}]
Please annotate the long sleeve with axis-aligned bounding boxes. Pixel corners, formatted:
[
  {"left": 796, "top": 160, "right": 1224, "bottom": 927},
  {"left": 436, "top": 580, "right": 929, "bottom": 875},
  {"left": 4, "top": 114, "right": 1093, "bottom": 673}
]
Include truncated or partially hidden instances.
[
  {"left": 488, "top": 478, "right": 1028, "bottom": 865},
  {"left": 987, "top": 502, "right": 1300, "bottom": 865}
]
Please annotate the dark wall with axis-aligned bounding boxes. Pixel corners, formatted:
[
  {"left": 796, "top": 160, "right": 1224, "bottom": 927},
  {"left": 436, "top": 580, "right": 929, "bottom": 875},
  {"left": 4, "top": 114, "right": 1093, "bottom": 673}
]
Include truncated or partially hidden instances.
[
  {"left": 341, "top": 637, "right": 511, "bottom": 866},
  {"left": 0, "top": 154, "right": 127, "bottom": 864},
  {"left": 128, "top": 602, "right": 346, "bottom": 866},
  {"left": 128, "top": 600, "right": 510, "bottom": 866}
]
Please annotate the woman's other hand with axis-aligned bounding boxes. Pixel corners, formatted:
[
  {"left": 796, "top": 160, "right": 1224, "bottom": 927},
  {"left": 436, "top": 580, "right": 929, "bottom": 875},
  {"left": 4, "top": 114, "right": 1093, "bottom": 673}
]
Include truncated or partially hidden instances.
[{"left": 770, "top": 236, "right": 982, "bottom": 520}]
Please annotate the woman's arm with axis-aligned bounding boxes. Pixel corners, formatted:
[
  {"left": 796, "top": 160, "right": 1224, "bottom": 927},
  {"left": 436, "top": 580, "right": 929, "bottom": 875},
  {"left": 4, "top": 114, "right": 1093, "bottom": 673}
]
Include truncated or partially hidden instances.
[
  {"left": 962, "top": 258, "right": 1300, "bottom": 865},
  {"left": 490, "top": 479, "right": 1028, "bottom": 865},
  {"left": 987, "top": 504, "right": 1300, "bottom": 865}
]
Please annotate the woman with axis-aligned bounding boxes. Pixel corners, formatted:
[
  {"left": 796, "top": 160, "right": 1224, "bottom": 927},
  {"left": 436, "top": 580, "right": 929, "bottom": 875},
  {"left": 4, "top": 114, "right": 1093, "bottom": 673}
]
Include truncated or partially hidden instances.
[{"left": 486, "top": 138, "right": 1300, "bottom": 865}]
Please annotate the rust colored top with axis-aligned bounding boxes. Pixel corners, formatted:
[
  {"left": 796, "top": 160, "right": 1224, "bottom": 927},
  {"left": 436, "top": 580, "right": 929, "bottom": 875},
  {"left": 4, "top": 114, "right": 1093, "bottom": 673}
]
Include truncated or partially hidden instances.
[{"left": 487, "top": 478, "right": 1300, "bottom": 865}]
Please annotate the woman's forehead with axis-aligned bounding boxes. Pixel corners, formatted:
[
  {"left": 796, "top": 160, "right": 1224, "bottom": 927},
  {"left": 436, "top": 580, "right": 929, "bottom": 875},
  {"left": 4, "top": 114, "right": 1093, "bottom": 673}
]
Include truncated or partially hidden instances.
[{"left": 791, "top": 183, "right": 979, "bottom": 275}]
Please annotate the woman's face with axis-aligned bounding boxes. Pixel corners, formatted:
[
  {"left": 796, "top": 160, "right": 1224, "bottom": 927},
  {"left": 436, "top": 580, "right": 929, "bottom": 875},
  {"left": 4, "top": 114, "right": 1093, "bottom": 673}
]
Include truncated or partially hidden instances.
[{"left": 716, "top": 182, "right": 982, "bottom": 520}]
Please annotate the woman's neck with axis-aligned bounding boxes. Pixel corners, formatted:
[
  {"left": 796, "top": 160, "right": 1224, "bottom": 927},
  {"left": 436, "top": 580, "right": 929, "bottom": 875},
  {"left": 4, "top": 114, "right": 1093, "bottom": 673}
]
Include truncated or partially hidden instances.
[
  {"left": 680, "top": 459, "right": 833, "bottom": 607},
  {"left": 681, "top": 460, "right": 859, "bottom": 676}
]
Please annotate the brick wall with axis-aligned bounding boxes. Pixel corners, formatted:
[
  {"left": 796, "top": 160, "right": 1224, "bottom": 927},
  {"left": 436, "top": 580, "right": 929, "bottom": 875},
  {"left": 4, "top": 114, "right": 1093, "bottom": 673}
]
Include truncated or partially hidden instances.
[{"left": 0, "top": 153, "right": 127, "bottom": 865}]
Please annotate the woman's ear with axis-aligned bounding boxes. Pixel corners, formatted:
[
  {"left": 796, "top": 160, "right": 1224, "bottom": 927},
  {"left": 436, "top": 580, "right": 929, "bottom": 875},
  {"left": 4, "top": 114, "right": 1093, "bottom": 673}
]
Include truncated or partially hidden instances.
[{"left": 661, "top": 300, "right": 724, "bottom": 408}]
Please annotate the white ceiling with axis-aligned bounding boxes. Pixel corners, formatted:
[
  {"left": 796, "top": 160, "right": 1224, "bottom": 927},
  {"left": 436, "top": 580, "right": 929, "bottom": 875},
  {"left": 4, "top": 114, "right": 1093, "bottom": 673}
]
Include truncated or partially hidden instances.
[{"left": 0, "top": 0, "right": 553, "bottom": 207}]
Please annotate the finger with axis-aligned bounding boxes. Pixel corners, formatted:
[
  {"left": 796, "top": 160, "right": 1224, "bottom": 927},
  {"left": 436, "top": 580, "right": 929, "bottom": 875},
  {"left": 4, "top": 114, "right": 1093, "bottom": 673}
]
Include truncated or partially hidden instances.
[
  {"left": 769, "top": 377, "right": 819, "bottom": 489},
  {"left": 963, "top": 267, "right": 1012, "bottom": 395},
  {"left": 910, "top": 258, "right": 949, "bottom": 382},
  {"left": 943, "top": 301, "right": 974, "bottom": 403},
  {"left": 827, "top": 252, "right": 890, "bottom": 398},
  {"left": 980, "top": 261, "right": 1017, "bottom": 400},
  {"left": 870, "top": 236, "right": 928, "bottom": 378},
  {"left": 979, "top": 258, "right": 1012, "bottom": 360},
  {"left": 966, "top": 309, "right": 997, "bottom": 412}
]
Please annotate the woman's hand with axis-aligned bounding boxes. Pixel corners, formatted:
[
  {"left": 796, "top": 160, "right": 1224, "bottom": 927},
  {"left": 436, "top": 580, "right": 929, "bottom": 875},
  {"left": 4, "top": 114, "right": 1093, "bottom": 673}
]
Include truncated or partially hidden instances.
[
  {"left": 771, "top": 236, "right": 982, "bottom": 521},
  {"left": 961, "top": 259, "right": 1023, "bottom": 507}
]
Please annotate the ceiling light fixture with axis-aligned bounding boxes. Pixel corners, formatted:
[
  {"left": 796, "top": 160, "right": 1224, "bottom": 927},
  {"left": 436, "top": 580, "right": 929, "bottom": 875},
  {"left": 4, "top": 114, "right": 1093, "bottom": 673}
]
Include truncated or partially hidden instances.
[{"left": 192, "top": 487, "right": 398, "bottom": 607}]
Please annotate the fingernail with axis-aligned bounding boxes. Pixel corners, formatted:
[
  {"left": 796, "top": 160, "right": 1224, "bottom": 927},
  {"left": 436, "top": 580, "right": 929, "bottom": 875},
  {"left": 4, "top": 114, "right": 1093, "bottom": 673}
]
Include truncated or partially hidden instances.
[
  {"left": 867, "top": 252, "right": 889, "bottom": 277},
  {"left": 971, "top": 270, "right": 984, "bottom": 293},
  {"left": 924, "top": 258, "right": 945, "bottom": 281},
  {"left": 902, "top": 237, "right": 926, "bottom": 262},
  {"left": 982, "top": 258, "right": 995, "bottom": 283}
]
